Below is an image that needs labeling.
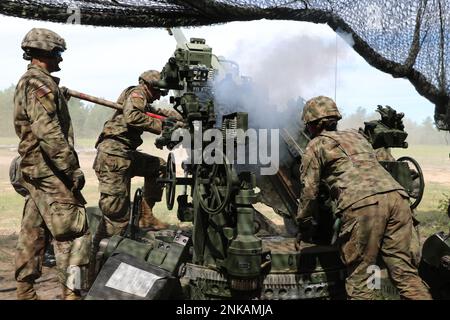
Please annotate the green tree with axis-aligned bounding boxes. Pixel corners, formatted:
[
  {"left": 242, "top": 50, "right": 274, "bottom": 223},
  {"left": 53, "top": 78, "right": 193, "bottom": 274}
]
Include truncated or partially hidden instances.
[
  {"left": 68, "top": 98, "right": 88, "bottom": 137},
  {"left": 82, "top": 104, "right": 114, "bottom": 138},
  {"left": 0, "top": 85, "right": 16, "bottom": 137}
]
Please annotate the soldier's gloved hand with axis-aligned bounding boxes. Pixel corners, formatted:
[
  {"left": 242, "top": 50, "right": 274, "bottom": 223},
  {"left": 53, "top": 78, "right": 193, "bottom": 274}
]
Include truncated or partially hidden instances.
[
  {"left": 294, "top": 232, "right": 303, "bottom": 251},
  {"left": 71, "top": 168, "right": 85, "bottom": 191},
  {"left": 162, "top": 116, "right": 178, "bottom": 130},
  {"left": 59, "top": 86, "right": 71, "bottom": 101},
  {"left": 154, "top": 136, "right": 166, "bottom": 150},
  {"left": 294, "top": 217, "right": 314, "bottom": 251}
]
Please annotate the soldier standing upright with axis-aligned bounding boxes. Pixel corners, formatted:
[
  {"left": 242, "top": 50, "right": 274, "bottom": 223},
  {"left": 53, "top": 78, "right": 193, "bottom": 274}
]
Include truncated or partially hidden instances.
[
  {"left": 296, "top": 96, "right": 431, "bottom": 299},
  {"left": 14, "top": 28, "right": 91, "bottom": 300},
  {"left": 93, "top": 70, "right": 179, "bottom": 239}
]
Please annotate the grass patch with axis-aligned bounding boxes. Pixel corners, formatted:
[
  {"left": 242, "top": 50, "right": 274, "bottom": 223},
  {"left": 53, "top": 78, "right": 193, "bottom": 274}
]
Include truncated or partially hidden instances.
[
  {"left": 415, "top": 182, "right": 450, "bottom": 213},
  {"left": 415, "top": 210, "right": 449, "bottom": 238},
  {"left": 0, "top": 191, "right": 25, "bottom": 232},
  {"left": 392, "top": 144, "right": 450, "bottom": 166}
]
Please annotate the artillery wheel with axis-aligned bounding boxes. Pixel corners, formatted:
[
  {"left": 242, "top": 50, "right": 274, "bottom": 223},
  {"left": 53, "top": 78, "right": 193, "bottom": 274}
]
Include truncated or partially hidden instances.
[
  {"left": 165, "top": 152, "right": 177, "bottom": 210},
  {"left": 398, "top": 156, "right": 425, "bottom": 210},
  {"left": 195, "top": 151, "right": 234, "bottom": 215}
]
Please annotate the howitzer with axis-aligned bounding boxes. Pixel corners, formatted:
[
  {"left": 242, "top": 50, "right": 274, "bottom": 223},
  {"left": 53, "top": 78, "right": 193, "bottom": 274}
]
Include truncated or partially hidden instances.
[
  {"left": 86, "top": 36, "right": 348, "bottom": 300},
  {"left": 83, "top": 30, "right": 449, "bottom": 301}
]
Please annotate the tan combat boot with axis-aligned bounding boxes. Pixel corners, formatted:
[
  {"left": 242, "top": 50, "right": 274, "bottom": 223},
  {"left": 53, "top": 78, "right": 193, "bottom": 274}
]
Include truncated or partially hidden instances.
[
  {"left": 139, "top": 199, "right": 169, "bottom": 230},
  {"left": 16, "top": 281, "right": 38, "bottom": 300},
  {"left": 62, "top": 286, "right": 82, "bottom": 300}
]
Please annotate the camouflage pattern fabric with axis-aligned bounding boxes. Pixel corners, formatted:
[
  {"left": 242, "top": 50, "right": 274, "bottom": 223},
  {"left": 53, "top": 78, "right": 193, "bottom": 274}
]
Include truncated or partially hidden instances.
[
  {"left": 93, "top": 150, "right": 166, "bottom": 236},
  {"left": 297, "top": 129, "right": 405, "bottom": 218},
  {"left": 374, "top": 146, "right": 422, "bottom": 267},
  {"left": 338, "top": 191, "right": 431, "bottom": 299},
  {"left": 14, "top": 64, "right": 79, "bottom": 178},
  {"left": 374, "top": 147, "right": 396, "bottom": 161},
  {"left": 147, "top": 105, "right": 183, "bottom": 121},
  {"left": 297, "top": 128, "right": 431, "bottom": 299},
  {"left": 302, "top": 96, "right": 342, "bottom": 124},
  {"left": 95, "top": 84, "right": 162, "bottom": 155},
  {"left": 15, "top": 175, "right": 90, "bottom": 285},
  {"left": 139, "top": 70, "right": 160, "bottom": 85},
  {"left": 94, "top": 84, "right": 166, "bottom": 236},
  {"left": 14, "top": 63, "right": 90, "bottom": 290},
  {"left": 21, "top": 28, "right": 66, "bottom": 52}
]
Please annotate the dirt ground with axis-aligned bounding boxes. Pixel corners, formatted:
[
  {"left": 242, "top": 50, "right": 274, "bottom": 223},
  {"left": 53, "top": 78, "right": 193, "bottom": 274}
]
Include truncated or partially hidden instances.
[{"left": 0, "top": 234, "right": 61, "bottom": 300}]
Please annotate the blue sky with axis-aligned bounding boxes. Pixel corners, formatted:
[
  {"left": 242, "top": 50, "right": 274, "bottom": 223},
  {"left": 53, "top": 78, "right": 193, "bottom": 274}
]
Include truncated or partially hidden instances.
[{"left": 0, "top": 14, "right": 436, "bottom": 123}]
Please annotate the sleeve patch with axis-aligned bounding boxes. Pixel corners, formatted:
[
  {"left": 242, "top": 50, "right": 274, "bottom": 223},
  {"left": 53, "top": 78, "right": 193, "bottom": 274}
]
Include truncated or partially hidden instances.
[
  {"left": 130, "top": 92, "right": 145, "bottom": 100},
  {"left": 34, "top": 85, "right": 52, "bottom": 98}
]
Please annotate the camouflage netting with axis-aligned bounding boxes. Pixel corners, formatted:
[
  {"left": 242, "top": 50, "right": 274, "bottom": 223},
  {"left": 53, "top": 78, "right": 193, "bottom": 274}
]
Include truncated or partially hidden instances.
[{"left": 1, "top": 1, "right": 449, "bottom": 129}]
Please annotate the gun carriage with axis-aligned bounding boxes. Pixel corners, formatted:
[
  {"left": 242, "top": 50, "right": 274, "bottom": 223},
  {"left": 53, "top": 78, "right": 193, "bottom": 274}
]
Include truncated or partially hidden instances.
[{"left": 83, "top": 35, "right": 448, "bottom": 300}]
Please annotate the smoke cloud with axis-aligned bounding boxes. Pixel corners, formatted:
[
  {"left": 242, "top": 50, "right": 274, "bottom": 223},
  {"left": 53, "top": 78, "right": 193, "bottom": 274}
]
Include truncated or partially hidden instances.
[
  {"left": 213, "top": 33, "right": 352, "bottom": 129},
  {"left": 231, "top": 34, "right": 350, "bottom": 106}
]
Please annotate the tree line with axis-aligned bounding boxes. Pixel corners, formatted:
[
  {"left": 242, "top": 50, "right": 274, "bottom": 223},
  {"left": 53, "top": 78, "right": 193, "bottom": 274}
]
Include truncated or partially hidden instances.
[
  {"left": 0, "top": 85, "right": 115, "bottom": 140},
  {"left": 1, "top": 85, "right": 449, "bottom": 145}
]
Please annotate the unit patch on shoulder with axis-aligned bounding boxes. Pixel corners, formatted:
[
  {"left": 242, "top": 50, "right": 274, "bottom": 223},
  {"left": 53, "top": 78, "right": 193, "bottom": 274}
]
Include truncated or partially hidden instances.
[
  {"left": 130, "top": 91, "right": 145, "bottom": 99},
  {"left": 34, "top": 85, "right": 52, "bottom": 98}
]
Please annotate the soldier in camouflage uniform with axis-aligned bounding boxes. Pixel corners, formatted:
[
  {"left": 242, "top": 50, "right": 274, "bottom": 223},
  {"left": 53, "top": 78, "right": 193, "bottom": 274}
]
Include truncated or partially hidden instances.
[
  {"left": 93, "top": 70, "right": 179, "bottom": 239},
  {"left": 296, "top": 96, "right": 431, "bottom": 300},
  {"left": 13, "top": 28, "right": 91, "bottom": 300}
]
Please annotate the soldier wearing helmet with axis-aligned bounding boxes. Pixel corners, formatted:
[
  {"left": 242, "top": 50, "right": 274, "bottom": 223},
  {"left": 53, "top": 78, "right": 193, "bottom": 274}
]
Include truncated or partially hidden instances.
[
  {"left": 13, "top": 28, "right": 90, "bottom": 300},
  {"left": 296, "top": 96, "right": 431, "bottom": 300},
  {"left": 93, "top": 70, "right": 181, "bottom": 244}
]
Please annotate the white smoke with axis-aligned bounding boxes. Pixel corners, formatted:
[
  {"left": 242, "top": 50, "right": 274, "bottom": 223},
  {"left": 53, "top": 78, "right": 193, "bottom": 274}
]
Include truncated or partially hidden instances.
[{"left": 214, "top": 33, "right": 352, "bottom": 128}]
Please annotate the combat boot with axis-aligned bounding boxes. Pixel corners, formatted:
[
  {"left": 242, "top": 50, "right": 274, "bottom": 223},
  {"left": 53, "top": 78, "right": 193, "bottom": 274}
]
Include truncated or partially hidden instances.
[
  {"left": 62, "top": 286, "right": 82, "bottom": 300},
  {"left": 139, "top": 199, "right": 168, "bottom": 230},
  {"left": 16, "top": 281, "right": 38, "bottom": 300}
]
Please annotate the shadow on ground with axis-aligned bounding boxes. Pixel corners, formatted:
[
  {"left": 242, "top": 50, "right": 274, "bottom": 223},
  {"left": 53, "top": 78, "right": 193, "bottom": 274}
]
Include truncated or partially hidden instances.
[{"left": 0, "top": 234, "right": 61, "bottom": 300}]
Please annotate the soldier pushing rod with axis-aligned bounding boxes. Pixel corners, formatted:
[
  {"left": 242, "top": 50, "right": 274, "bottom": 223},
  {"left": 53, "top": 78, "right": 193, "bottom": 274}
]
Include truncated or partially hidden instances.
[{"left": 92, "top": 70, "right": 182, "bottom": 243}]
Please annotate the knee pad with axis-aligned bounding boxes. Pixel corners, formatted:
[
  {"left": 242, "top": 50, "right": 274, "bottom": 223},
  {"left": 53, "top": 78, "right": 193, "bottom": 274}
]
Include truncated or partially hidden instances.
[
  {"left": 99, "top": 194, "right": 129, "bottom": 221},
  {"left": 69, "top": 233, "right": 91, "bottom": 266},
  {"left": 65, "top": 264, "right": 89, "bottom": 291}
]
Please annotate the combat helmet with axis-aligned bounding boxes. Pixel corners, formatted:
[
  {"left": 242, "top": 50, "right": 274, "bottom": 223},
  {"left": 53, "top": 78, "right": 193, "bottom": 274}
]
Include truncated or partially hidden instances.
[
  {"left": 21, "top": 28, "right": 66, "bottom": 60},
  {"left": 139, "top": 70, "right": 161, "bottom": 87},
  {"left": 302, "top": 96, "right": 342, "bottom": 124}
]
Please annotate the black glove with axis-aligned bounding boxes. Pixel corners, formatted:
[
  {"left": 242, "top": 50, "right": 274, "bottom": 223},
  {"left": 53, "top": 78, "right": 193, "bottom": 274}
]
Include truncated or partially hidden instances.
[
  {"left": 71, "top": 168, "right": 85, "bottom": 191},
  {"left": 294, "top": 217, "right": 315, "bottom": 250},
  {"left": 155, "top": 117, "right": 183, "bottom": 150},
  {"left": 162, "top": 116, "right": 178, "bottom": 130},
  {"left": 59, "top": 86, "right": 71, "bottom": 101}
]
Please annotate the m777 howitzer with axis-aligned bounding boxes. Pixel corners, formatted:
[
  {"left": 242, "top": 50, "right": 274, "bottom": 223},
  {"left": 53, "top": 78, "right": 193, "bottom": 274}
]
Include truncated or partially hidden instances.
[
  {"left": 81, "top": 33, "right": 448, "bottom": 300},
  {"left": 85, "top": 37, "right": 348, "bottom": 300}
]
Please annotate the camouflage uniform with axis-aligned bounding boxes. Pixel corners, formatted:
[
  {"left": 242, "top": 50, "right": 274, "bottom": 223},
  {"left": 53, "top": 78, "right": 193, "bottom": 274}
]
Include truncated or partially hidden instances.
[
  {"left": 297, "top": 96, "right": 431, "bottom": 300},
  {"left": 93, "top": 80, "right": 169, "bottom": 237},
  {"left": 14, "top": 62, "right": 90, "bottom": 299},
  {"left": 374, "top": 146, "right": 422, "bottom": 268}
]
